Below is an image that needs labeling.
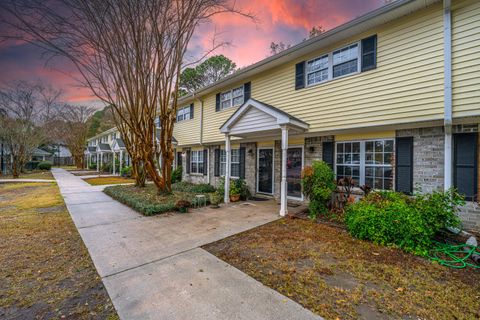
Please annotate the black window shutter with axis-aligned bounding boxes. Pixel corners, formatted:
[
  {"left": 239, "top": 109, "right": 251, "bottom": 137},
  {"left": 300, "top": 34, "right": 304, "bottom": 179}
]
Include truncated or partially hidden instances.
[
  {"left": 243, "top": 82, "right": 251, "bottom": 102},
  {"left": 361, "top": 35, "right": 377, "bottom": 72},
  {"left": 395, "top": 137, "right": 413, "bottom": 194},
  {"left": 239, "top": 147, "right": 246, "bottom": 179},
  {"left": 214, "top": 148, "right": 220, "bottom": 177},
  {"left": 322, "top": 141, "right": 334, "bottom": 169},
  {"left": 215, "top": 93, "right": 221, "bottom": 112},
  {"left": 186, "top": 150, "right": 191, "bottom": 174},
  {"left": 203, "top": 149, "right": 208, "bottom": 176},
  {"left": 295, "top": 61, "right": 305, "bottom": 90},
  {"left": 190, "top": 103, "right": 194, "bottom": 119},
  {"left": 176, "top": 152, "right": 182, "bottom": 168},
  {"left": 454, "top": 133, "right": 477, "bottom": 201}
]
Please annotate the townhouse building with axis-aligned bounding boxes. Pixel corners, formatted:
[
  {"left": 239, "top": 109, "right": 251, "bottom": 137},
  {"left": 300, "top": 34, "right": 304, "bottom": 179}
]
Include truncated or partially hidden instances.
[
  {"left": 85, "top": 127, "right": 129, "bottom": 174},
  {"left": 171, "top": 0, "right": 480, "bottom": 230}
]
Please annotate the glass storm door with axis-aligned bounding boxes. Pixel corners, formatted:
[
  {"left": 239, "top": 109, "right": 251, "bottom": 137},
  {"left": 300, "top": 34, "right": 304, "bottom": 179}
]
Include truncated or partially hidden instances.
[
  {"left": 287, "top": 147, "right": 303, "bottom": 198},
  {"left": 258, "top": 148, "right": 273, "bottom": 194}
]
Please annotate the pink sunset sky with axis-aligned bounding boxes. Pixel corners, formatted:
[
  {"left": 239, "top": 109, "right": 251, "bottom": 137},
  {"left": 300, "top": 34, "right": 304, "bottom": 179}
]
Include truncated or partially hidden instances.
[{"left": 0, "top": 0, "right": 385, "bottom": 108}]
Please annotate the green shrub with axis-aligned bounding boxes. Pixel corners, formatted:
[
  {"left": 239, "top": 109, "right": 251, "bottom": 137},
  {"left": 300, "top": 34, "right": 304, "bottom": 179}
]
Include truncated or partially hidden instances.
[
  {"left": 102, "top": 162, "right": 112, "bottom": 173},
  {"left": 301, "top": 160, "right": 336, "bottom": 219},
  {"left": 89, "top": 163, "right": 97, "bottom": 170},
  {"left": 37, "top": 161, "right": 52, "bottom": 170},
  {"left": 171, "top": 166, "right": 182, "bottom": 183},
  {"left": 172, "top": 181, "right": 216, "bottom": 194},
  {"left": 121, "top": 165, "right": 132, "bottom": 177},
  {"left": 104, "top": 185, "right": 176, "bottom": 216},
  {"left": 25, "top": 161, "right": 40, "bottom": 171},
  {"left": 345, "top": 189, "right": 464, "bottom": 256}
]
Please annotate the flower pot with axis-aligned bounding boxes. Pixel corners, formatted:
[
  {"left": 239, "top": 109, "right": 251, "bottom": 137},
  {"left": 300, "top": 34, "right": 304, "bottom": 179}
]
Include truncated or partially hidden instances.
[{"left": 230, "top": 194, "right": 240, "bottom": 202}]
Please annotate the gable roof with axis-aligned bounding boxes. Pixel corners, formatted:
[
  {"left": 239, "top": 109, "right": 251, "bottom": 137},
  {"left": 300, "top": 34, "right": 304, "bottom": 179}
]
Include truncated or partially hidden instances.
[
  {"left": 220, "top": 98, "right": 309, "bottom": 135},
  {"left": 97, "top": 143, "right": 112, "bottom": 152},
  {"left": 178, "top": 0, "right": 440, "bottom": 104}
]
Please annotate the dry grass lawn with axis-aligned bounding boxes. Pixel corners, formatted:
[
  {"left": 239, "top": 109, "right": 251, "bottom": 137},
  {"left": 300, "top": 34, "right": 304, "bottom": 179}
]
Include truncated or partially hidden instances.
[
  {"left": 203, "top": 218, "right": 480, "bottom": 320},
  {"left": 1, "top": 170, "right": 54, "bottom": 180},
  {"left": 0, "top": 182, "right": 118, "bottom": 319},
  {"left": 84, "top": 176, "right": 135, "bottom": 186}
]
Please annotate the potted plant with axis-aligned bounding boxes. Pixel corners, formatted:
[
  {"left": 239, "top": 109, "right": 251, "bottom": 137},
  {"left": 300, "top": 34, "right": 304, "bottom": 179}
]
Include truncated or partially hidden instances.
[
  {"left": 210, "top": 192, "right": 222, "bottom": 208},
  {"left": 175, "top": 200, "right": 191, "bottom": 213},
  {"left": 229, "top": 183, "right": 241, "bottom": 202}
]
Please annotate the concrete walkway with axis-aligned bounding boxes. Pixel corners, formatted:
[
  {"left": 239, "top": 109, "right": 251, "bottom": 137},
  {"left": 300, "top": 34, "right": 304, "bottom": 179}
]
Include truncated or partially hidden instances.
[{"left": 52, "top": 168, "right": 322, "bottom": 320}]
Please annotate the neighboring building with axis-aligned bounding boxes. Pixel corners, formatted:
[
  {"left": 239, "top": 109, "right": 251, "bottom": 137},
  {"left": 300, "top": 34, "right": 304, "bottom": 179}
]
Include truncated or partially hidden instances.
[
  {"left": 51, "top": 144, "right": 74, "bottom": 166},
  {"left": 89, "top": 0, "right": 480, "bottom": 232},
  {"left": 31, "top": 148, "right": 53, "bottom": 162},
  {"left": 85, "top": 127, "right": 129, "bottom": 174}
]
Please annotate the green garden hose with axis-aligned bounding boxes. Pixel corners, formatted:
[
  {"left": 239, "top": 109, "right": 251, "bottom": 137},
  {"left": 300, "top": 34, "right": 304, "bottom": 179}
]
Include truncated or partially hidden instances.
[{"left": 429, "top": 241, "right": 480, "bottom": 269}]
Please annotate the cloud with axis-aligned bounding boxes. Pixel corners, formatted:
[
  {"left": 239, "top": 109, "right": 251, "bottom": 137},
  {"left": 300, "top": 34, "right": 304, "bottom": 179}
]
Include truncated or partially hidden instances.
[{"left": 0, "top": 0, "right": 383, "bottom": 105}]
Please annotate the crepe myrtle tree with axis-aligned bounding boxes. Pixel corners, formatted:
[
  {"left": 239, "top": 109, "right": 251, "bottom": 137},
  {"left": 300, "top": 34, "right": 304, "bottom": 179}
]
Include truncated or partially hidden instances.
[{"left": 1, "top": 0, "right": 254, "bottom": 193}]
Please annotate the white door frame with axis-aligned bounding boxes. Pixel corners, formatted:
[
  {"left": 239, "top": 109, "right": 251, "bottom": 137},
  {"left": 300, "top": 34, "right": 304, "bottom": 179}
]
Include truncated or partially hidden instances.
[
  {"left": 256, "top": 147, "right": 275, "bottom": 195},
  {"left": 287, "top": 144, "right": 304, "bottom": 201}
]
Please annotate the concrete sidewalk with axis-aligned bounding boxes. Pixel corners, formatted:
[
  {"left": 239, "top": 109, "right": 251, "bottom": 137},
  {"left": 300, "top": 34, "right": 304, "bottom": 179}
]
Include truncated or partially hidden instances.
[{"left": 52, "top": 168, "right": 322, "bottom": 320}]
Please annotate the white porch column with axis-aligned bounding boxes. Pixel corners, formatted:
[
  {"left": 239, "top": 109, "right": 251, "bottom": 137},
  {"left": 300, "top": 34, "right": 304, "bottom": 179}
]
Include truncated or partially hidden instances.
[
  {"left": 280, "top": 126, "right": 289, "bottom": 216},
  {"left": 224, "top": 133, "right": 231, "bottom": 203},
  {"left": 119, "top": 150, "right": 123, "bottom": 175},
  {"left": 96, "top": 154, "right": 99, "bottom": 172},
  {"left": 112, "top": 152, "right": 116, "bottom": 175}
]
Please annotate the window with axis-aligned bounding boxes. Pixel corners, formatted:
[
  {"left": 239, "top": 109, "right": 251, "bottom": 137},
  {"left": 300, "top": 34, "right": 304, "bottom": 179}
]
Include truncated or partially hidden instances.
[
  {"left": 335, "top": 139, "right": 394, "bottom": 190},
  {"left": 364, "top": 140, "right": 393, "bottom": 190},
  {"left": 220, "top": 86, "right": 244, "bottom": 110},
  {"left": 306, "top": 55, "right": 328, "bottom": 85},
  {"left": 176, "top": 106, "right": 191, "bottom": 122},
  {"left": 190, "top": 150, "right": 204, "bottom": 174},
  {"left": 336, "top": 142, "right": 361, "bottom": 183},
  {"left": 333, "top": 44, "right": 358, "bottom": 78},
  {"left": 220, "top": 149, "right": 240, "bottom": 177}
]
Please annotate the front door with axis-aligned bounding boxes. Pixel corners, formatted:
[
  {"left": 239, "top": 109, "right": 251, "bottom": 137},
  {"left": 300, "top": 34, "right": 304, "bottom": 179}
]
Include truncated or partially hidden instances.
[
  {"left": 257, "top": 148, "right": 274, "bottom": 194},
  {"left": 287, "top": 147, "right": 303, "bottom": 199}
]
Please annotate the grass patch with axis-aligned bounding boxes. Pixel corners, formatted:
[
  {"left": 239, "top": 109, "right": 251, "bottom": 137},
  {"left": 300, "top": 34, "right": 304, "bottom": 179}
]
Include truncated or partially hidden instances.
[
  {"left": 104, "top": 182, "right": 214, "bottom": 216},
  {"left": 1, "top": 170, "right": 54, "bottom": 180},
  {"left": 84, "top": 176, "right": 135, "bottom": 186},
  {"left": 0, "top": 182, "right": 118, "bottom": 320},
  {"left": 203, "top": 218, "right": 480, "bottom": 320}
]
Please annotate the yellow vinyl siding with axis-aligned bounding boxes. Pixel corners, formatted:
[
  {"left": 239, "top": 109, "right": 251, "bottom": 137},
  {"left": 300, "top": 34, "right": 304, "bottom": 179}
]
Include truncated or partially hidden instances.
[
  {"left": 173, "top": 103, "right": 201, "bottom": 146},
  {"left": 196, "top": 3, "right": 445, "bottom": 145},
  {"left": 251, "top": 3, "right": 444, "bottom": 133},
  {"left": 335, "top": 131, "right": 395, "bottom": 141},
  {"left": 452, "top": 0, "right": 480, "bottom": 118}
]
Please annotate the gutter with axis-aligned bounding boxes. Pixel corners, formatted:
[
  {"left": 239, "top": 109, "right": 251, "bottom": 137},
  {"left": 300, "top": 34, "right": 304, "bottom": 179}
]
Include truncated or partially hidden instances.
[{"left": 443, "top": 0, "right": 453, "bottom": 190}]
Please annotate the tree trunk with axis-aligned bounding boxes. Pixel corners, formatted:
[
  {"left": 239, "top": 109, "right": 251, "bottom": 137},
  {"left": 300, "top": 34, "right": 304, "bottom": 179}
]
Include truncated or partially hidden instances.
[
  {"left": 132, "top": 159, "right": 145, "bottom": 187},
  {"left": 12, "top": 158, "right": 19, "bottom": 178}
]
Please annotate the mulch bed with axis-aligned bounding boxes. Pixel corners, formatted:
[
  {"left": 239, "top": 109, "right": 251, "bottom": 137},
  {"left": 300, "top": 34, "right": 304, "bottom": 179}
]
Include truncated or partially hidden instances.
[{"left": 203, "top": 218, "right": 480, "bottom": 320}]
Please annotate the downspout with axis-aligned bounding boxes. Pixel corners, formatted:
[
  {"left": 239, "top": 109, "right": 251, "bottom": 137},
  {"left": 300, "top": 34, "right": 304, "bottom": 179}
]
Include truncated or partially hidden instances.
[
  {"left": 444, "top": 0, "right": 453, "bottom": 191},
  {"left": 199, "top": 98, "right": 209, "bottom": 182}
]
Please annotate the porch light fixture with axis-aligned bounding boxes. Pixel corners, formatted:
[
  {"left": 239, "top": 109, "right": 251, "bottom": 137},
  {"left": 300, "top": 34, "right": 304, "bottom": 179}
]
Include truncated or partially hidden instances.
[
  {"left": 248, "top": 149, "right": 253, "bottom": 156},
  {"left": 309, "top": 146, "right": 315, "bottom": 153}
]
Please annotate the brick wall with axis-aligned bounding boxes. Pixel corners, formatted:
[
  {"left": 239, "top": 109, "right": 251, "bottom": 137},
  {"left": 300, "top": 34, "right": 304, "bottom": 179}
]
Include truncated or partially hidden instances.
[{"left": 396, "top": 126, "right": 445, "bottom": 193}]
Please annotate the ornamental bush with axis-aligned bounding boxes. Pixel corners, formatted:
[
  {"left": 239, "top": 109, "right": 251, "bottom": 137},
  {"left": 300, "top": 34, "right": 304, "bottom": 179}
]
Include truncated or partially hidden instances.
[
  {"left": 171, "top": 166, "right": 182, "bottom": 183},
  {"left": 172, "top": 181, "right": 215, "bottom": 194},
  {"left": 345, "top": 189, "right": 464, "bottom": 256},
  {"left": 301, "top": 160, "right": 336, "bottom": 219},
  {"left": 37, "top": 161, "right": 52, "bottom": 170}
]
